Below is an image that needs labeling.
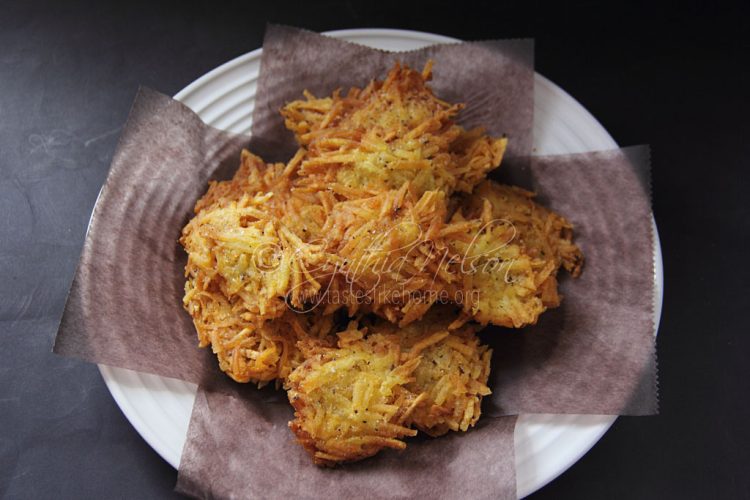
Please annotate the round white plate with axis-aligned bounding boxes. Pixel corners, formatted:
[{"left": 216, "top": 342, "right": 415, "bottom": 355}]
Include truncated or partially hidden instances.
[{"left": 99, "top": 28, "right": 663, "bottom": 498}]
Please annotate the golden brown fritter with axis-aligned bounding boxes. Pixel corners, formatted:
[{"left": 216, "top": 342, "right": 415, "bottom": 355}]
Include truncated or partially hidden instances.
[
  {"left": 181, "top": 196, "right": 330, "bottom": 316},
  {"left": 369, "top": 309, "right": 492, "bottom": 436},
  {"left": 194, "top": 149, "right": 289, "bottom": 214},
  {"left": 405, "top": 329, "right": 491, "bottom": 436},
  {"left": 316, "top": 183, "right": 459, "bottom": 326},
  {"left": 282, "top": 62, "right": 507, "bottom": 199},
  {"left": 182, "top": 286, "right": 336, "bottom": 384},
  {"left": 196, "top": 149, "right": 329, "bottom": 244},
  {"left": 464, "top": 180, "right": 583, "bottom": 307},
  {"left": 181, "top": 152, "right": 338, "bottom": 383},
  {"left": 286, "top": 327, "right": 423, "bottom": 465},
  {"left": 286, "top": 309, "right": 492, "bottom": 464},
  {"left": 445, "top": 210, "right": 551, "bottom": 327}
]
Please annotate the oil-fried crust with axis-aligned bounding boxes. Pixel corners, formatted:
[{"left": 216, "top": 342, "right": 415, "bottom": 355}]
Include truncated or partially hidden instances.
[
  {"left": 286, "top": 328, "right": 422, "bottom": 465},
  {"left": 282, "top": 62, "right": 507, "bottom": 199},
  {"left": 286, "top": 310, "right": 493, "bottom": 464},
  {"left": 368, "top": 309, "right": 492, "bottom": 436},
  {"left": 463, "top": 181, "right": 584, "bottom": 309}
]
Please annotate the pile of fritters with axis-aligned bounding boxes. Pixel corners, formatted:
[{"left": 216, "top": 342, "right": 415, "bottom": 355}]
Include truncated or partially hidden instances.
[{"left": 180, "top": 62, "right": 582, "bottom": 465}]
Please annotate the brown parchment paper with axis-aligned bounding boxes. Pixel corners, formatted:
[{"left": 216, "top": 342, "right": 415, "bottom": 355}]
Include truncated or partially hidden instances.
[
  {"left": 483, "top": 146, "right": 658, "bottom": 416},
  {"left": 175, "top": 383, "right": 518, "bottom": 500},
  {"left": 248, "top": 24, "right": 534, "bottom": 165},
  {"left": 54, "top": 87, "right": 247, "bottom": 386}
]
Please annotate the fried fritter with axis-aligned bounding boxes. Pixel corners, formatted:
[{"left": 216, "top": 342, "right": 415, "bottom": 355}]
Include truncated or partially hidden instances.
[
  {"left": 183, "top": 283, "right": 336, "bottom": 383},
  {"left": 194, "top": 149, "right": 290, "bottom": 214},
  {"left": 181, "top": 196, "right": 330, "bottom": 314},
  {"left": 317, "top": 183, "right": 459, "bottom": 325},
  {"left": 286, "top": 327, "right": 423, "bottom": 465},
  {"left": 464, "top": 180, "right": 583, "bottom": 307},
  {"left": 445, "top": 210, "right": 551, "bottom": 327},
  {"left": 369, "top": 309, "right": 492, "bottom": 436},
  {"left": 181, "top": 152, "right": 338, "bottom": 383},
  {"left": 315, "top": 178, "right": 579, "bottom": 329},
  {"left": 405, "top": 328, "right": 491, "bottom": 436},
  {"left": 196, "top": 149, "right": 329, "bottom": 243},
  {"left": 282, "top": 62, "right": 507, "bottom": 199},
  {"left": 286, "top": 309, "right": 493, "bottom": 464}
]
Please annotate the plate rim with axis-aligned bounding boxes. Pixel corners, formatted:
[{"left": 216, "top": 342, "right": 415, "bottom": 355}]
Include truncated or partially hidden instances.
[{"left": 98, "top": 27, "right": 664, "bottom": 498}]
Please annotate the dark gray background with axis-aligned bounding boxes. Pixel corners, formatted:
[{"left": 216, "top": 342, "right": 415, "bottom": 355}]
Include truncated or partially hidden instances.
[{"left": 1, "top": 1, "right": 748, "bottom": 498}]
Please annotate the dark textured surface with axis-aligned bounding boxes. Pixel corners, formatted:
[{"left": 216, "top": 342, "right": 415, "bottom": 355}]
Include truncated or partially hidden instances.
[{"left": 1, "top": 1, "right": 748, "bottom": 499}]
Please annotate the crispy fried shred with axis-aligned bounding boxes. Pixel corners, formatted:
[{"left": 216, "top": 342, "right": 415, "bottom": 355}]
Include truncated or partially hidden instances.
[
  {"left": 367, "top": 309, "right": 492, "bottom": 436},
  {"left": 286, "top": 308, "right": 492, "bottom": 464},
  {"left": 282, "top": 62, "right": 507, "bottom": 198},
  {"left": 286, "top": 326, "right": 422, "bottom": 465},
  {"left": 180, "top": 61, "right": 583, "bottom": 464},
  {"left": 462, "top": 180, "right": 584, "bottom": 310}
]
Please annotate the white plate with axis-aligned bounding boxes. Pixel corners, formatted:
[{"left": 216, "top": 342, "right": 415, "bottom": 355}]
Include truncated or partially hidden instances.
[{"left": 98, "top": 29, "right": 663, "bottom": 498}]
